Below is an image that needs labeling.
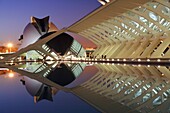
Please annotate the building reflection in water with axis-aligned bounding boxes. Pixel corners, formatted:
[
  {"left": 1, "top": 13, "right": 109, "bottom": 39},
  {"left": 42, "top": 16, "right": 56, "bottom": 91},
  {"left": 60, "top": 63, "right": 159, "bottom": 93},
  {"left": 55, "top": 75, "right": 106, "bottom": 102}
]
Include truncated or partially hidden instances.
[
  {"left": 21, "top": 76, "right": 55, "bottom": 103},
  {"left": 19, "top": 61, "right": 86, "bottom": 103},
  {"left": 2, "top": 60, "right": 170, "bottom": 113},
  {"left": 80, "top": 63, "right": 170, "bottom": 113}
]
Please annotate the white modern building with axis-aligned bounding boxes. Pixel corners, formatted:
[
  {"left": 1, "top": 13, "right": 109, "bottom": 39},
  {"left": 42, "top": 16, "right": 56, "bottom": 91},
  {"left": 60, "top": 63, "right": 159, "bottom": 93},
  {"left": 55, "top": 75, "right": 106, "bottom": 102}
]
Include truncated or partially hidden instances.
[
  {"left": 19, "top": 16, "right": 86, "bottom": 61},
  {"left": 1, "top": 0, "right": 170, "bottom": 113}
]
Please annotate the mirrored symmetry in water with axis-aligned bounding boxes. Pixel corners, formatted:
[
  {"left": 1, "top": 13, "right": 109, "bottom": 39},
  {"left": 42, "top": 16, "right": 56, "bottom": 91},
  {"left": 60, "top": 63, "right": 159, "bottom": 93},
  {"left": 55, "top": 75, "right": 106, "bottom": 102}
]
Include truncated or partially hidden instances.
[{"left": 0, "top": 61, "right": 170, "bottom": 113}]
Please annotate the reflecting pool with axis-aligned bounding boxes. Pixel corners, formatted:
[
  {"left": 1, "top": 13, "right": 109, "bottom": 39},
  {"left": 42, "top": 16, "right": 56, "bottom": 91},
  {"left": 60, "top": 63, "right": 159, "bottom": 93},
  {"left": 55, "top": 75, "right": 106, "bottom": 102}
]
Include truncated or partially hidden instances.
[{"left": 0, "top": 61, "right": 170, "bottom": 113}]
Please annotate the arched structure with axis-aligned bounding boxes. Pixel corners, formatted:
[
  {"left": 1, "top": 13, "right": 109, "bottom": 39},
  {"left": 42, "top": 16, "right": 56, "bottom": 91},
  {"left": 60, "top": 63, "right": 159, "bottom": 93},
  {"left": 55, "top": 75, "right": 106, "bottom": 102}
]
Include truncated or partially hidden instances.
[
  {"left": 68, "top": 0, "right": 170, "bottom": 59},
  {"left": 0, "top": 1, "right": 169, "bottom": 112}
]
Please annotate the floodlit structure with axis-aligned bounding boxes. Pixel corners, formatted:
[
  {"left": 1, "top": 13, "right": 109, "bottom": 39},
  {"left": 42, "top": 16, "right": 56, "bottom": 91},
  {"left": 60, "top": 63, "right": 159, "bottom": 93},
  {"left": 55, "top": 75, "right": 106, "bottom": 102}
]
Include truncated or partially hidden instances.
[
  {"left": 0, "top": 0, "right": 170, "bottom": 113},
  {"left": 1, "top": 0, "right": 170, "bottom": 61},
  {"left": 67, "top": 0, "right": 170, "bottom": 112},
  {"left": 19, "top": 16, "right": 86, "bottom": 60},
  {"left": 72, "top": 63, "right": 170, "bottom": 113},
  {"left": 68, "top": 0, "right": 170, "bottom": 59}
]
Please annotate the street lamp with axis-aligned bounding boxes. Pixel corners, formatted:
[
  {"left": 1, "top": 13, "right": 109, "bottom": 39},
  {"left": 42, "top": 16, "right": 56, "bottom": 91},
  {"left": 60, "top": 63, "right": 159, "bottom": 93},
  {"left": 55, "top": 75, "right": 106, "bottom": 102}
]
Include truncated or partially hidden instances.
[{"left": 7, "top": 43, "right": 13, "bottom": 53}]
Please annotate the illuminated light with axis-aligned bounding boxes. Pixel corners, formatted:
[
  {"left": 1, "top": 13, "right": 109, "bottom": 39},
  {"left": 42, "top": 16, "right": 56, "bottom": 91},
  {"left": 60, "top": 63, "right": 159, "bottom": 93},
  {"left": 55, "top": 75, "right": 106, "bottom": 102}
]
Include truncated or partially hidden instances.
[
  {"left": 103, "top": 59, "right": 105, "bottom": 61},
  {"left": 160, "top": 40, "right": 163, "bottom": 43},
  {"left": 7, "top": 43, "right": 13, "bottom": 48},
  {"left": 157, "top": 59, "right": 161, "bottom": 62},
  {"left": 117, "top": 59, "right": 120, "bottom": 61},
  {"left": 138, "top": 59, "right": 141, "bottom": 62},
  {"left": 131, "top": 59, "right": 134, "bottom": 61},
  {"left": 8, "top": 72, "right": 14, "bottom": 78},
  {"left": 95, "top": 59, "right": 97, "bottom": 61},
  {"left": 161, "top": 73, "right": 164, "bottom": 76},
  {"left": 107, "top": 63, "right": 110, "bottom": 65},
  {"left": 7, "top": 43, "right": 13, "bottom": 52},
  {"left": 107, "top": 59, "right": 109, "bottom": 61},
  {"left": 147, "top": 65, "right": 150, "bottom": 67},
  {"left": 123, "top": 59, "right": 126, "bottom": 61},
  {"left": 112, "top": 59, "right": 114, "bottom": 61},
  {"left": 158, "top": 65, "right": 161, "bottom": 68},
  {"left": 123, "top": 64, "right": 126, "bottom": 66},
  {"left": 138, "top": 64, "right": 141, "bottom": 67},
  {"left": 118, "top": 63, "right": 120, "bottom": 65},
  {"left": 147, "top": 59, "right": 150, "bottom": 62},
  {"left": 112, "top": 63, "right": 114, "bottom": 65},
  {"left": 18, "top": 57, "right": 22, "bottom": 61},
  {"left": 103, "top": 63, "right": 105, "bottom": 65},
  {"left": 0, "top": 56, "right": 4, "bottom": 59}
]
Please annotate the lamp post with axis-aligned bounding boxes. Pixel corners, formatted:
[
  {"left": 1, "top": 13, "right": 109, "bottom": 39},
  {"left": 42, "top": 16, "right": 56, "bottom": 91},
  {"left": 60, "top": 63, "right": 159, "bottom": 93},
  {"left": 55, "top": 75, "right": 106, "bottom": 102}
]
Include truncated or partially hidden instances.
[{"left": 7, "top": 43, "right": 13, "bottom": 53}]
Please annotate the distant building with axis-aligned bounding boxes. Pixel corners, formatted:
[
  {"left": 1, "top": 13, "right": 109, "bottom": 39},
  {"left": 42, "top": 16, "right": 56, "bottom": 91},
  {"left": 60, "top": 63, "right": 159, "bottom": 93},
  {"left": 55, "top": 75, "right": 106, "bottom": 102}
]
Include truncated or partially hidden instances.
[{"left": 0, "top": 46, "right": 17, "bottom": 53}]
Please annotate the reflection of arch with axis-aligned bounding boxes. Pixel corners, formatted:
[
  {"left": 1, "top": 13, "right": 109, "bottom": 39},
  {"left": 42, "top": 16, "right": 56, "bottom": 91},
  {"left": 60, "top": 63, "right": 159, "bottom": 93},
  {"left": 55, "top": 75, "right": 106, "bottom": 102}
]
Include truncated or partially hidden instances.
[
  {"left": 46, "top": 63, "right": 85, "bottom": 86},
  {"left": 46, "top": 63, "right": 76, "bottom": 86}
]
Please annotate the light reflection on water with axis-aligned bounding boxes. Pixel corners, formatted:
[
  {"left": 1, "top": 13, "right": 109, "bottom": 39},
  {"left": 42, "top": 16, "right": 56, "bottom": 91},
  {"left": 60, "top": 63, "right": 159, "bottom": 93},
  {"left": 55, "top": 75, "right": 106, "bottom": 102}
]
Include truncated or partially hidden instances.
[
  {"left": 0, "top": 61, "right": 170, "bottom": 113},
  {"left": 0, "top": 62, "right": 99, "bottom": 113}
]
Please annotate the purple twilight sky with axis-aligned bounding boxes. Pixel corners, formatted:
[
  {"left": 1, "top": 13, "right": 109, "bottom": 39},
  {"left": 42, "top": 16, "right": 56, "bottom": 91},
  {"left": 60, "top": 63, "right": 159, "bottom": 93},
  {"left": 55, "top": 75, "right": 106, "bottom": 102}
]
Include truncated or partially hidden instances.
[{"left": 0, "top": 0, "right": 101, "bottom": 48}]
